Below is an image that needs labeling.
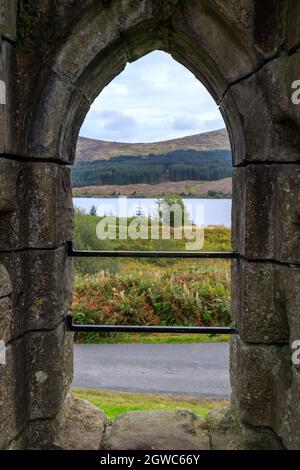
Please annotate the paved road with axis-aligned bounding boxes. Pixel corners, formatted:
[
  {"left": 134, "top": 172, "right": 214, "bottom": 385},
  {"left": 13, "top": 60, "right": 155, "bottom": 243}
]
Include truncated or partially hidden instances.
[{"left": 73, "top": 343, "right": 230, "bottom": 397}]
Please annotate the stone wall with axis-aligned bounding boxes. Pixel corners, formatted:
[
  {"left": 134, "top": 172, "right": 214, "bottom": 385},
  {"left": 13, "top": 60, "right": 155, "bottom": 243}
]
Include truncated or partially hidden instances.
[
  {"left": 0, "top": 0, "right": 300, "bottom": 449},
  {"left": 0, "top": 1, "right": 74, "bottom": 448}
]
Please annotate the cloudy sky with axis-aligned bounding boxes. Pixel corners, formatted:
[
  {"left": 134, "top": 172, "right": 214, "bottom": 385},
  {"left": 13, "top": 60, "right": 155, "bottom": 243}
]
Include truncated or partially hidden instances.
[{"left": 80, "top": 51, "right": 225, "bottom": 143}]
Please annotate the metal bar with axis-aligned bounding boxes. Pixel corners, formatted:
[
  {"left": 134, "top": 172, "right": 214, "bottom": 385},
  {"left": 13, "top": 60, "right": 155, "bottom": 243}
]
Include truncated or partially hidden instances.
[
  {"left": 67, "top": 241, "right": 238, "bottom": 259},
  {"left": 66, "top": 314, "right": 236, "bottom": 335},
  {"left": 66, "top": 240, "right": 237, "bottom": 335}
]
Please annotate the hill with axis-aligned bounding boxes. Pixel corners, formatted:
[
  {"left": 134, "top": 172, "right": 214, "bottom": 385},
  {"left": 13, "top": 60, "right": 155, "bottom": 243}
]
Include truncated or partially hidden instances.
[
  {"left": 72, "top": 149, "right": 232, "bottom": 187},
  {"left": 73, "top": 129, "right": 232, "bottom": 197},
  {"left": 76, "top": 128, "right": 230, "bottom": 161}
]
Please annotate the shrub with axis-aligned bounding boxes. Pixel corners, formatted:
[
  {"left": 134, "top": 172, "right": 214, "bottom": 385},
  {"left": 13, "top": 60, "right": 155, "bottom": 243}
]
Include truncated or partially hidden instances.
[{"left": 72, "top": 260, "right": 231, "bottom": 342}]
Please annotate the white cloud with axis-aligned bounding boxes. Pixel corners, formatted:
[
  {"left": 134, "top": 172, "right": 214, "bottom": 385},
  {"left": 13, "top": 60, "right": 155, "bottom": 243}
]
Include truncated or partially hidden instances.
[
  {"left": 172, "top": 116, "right": 198, "bottom": 131},
  {"left": 80, "top": 51, "right": 225, "bottom": 143}
]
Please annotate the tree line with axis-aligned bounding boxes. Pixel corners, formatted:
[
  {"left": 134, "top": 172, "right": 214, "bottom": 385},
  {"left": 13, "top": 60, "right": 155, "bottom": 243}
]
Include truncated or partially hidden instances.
[{"left": 72, "top": 149, "right": 232, "bottom": 187}]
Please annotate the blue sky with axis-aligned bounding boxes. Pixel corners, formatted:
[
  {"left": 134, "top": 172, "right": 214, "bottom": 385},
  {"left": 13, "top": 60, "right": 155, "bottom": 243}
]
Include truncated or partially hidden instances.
[{"left": 80, "top": 51, "right": 225, "bottom": 143}]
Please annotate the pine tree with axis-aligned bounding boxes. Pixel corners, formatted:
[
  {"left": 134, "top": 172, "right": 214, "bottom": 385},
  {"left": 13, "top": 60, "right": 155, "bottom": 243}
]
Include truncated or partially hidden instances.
[{"left": 89, "top": 205, "right": 97, "bottom": 216}]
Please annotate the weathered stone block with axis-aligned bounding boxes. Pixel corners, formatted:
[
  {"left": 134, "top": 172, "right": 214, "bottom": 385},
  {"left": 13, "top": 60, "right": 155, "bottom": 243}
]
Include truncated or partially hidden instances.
[
  {"left": 0, "top": 1, "right": 17, "bottom": 41},
  {"left": 240, "top": 422, "right": 285, "bottom": 450},
  {"left": 79, "top": 46, "right": 128, "bottom": 104},
  {"left": 230, "top": 336, "right": 292, "bottom": 429},
  {"left": 21, "top": 162, "right": 73, "bottom": 248},
  {"left": 0, "top": 264, "right": 12, "bottom": 344},
  {"left": 206, "top": 0, "right": 254, "bottom": 42},
  {"left": 252, "top": 0, "right": 288, "bottom": 58},
  {"left": 53, "top": 3, "right": 119, "bottom": 82},
  {"left": 101, "top": 410, "right": 210, "bottom": 450},
  {"left": 233, "top": 164, "right": 300, "bottom": 263},
  {"left": 26, "top": 324, "right": 73, "bottom": 420},
  {"left": 258, "top": 52, "right": 300, "bottom": 159},
  {"left": 0, "top": 158, "right": 17, "bottom": 214},
  {"left": 16, "top": 71, "right": 90, "bottom": 163},
  {"left": 20, "top": 419, "right": 58, "bottom": 451},
  {"left": 208, "top": 0, "right": 288, "bottom": 60},
  {"left": 279, "top": 366, "right": 300, "bottom": 449},
  {"left": 207, "top": 406, "right": 284, "bottom": 450},
  {"left": 172, "top": 0, "right": 256, "bottom": 98},
  {"left": 287, "top": 0, "right": 300, "bottom": 52},
  {"left": 24, "top": 393, "right": 107, "bottom": 450},
  {"left": 123, "top": 21, "right": 168, "bottom": 64},
  {"left": 221, "top": 76, "right": 273, "bottom": 165},
  {"left": 23, "top": 248, "right": 73, "bottom": 332},
  {"left": 0, "top": 338, "right": 28, "bottom": 450},
  {"left": 0, "top": 247, "right": 73, "bottom": 338},
  {"left": 207, "top": 406, "right": 241, "bottom": 450},
  {"left": 0, "top": 263, "right": 12, "bottom": 297},
  {"left": 232, "top": 260, "right": 290, "bottom": 344},
  {"left": 0, "top": 297, "right": 12, "bottom": 343},
  {"left": 53, "top": 394, "right": 108, "bottom": 450},
  {"left": 282, "top": 266, "right": 300, "bottom": 345},
  {"left": 223, "top": 50, "right": 300, "bottom": 165},
  {"left": 0, "top": 159, "right": 73, "bottom": 249},
  {"left": 107, "top": 0, "right": 162, "bottom": 33}
]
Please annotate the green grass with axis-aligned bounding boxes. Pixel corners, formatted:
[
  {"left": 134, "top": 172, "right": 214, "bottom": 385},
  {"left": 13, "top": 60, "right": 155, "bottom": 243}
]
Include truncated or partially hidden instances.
[
  {"left": 73, "top": 388, "right": 229, "bottom": 422},
  {"left": 74, "top": 332, "right": 230, "bottom": 344}
]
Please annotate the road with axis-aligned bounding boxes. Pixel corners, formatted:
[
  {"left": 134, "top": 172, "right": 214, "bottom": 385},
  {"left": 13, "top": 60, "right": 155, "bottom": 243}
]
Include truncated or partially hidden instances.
[{"left": 73, "top": 343, "right": 230, "bottom": 397}]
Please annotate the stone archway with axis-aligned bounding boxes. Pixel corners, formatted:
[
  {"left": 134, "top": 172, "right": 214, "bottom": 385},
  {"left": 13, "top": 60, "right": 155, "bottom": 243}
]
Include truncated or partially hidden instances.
[{"left": 0, "top": 0, "right": 300, "bottom": 450}]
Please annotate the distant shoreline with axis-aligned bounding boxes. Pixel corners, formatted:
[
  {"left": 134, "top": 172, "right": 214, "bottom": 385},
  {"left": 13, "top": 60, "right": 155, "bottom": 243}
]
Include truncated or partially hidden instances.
[
  {"left": 72, "top": 177, "right": 232, "bottom": 200},
  {"left": 73, "top": 194, "right": 232, "bottom": 200}
]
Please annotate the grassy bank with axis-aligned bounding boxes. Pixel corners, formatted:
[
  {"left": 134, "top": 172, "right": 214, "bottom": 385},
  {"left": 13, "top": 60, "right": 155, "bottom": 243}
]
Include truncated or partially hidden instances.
[
  {"left": 73, "top": 388, "right": 229, "bottom": 421},
  {"left": 72, "top": 178, "right": 232, "bottom": 199},
  {"left": 71, "top": 332, "right": 230, "bottom": 344}
]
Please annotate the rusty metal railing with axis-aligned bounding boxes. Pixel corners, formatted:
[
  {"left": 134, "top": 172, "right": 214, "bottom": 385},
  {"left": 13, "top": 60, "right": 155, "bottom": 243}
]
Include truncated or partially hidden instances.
[{"left": 66, "top": 241, "right": 237, "bottom": 335}]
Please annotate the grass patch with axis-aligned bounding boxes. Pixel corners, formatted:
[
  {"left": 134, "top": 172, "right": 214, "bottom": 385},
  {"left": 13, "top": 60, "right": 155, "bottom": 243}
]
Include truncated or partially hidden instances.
[
  {"left": 73, "top": 388, "right": 229, "bottom": 422},
  {"left": 76, "top": 332, "right": 230, "bottom": 344}
]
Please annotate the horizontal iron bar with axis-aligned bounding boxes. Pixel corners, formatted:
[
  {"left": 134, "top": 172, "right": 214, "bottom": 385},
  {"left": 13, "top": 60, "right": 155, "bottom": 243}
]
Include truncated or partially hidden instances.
[
  {"left": 67, "top": 241, "right": 238, "bottom": 259},
  {"left": 66, "top": 314, "right": 236, "bottom": 335}
]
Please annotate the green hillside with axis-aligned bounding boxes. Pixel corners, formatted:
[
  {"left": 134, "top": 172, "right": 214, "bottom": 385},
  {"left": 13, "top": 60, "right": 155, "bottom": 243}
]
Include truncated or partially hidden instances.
[{"left": 72, "top": 149, "right": 232, "bottom": 187}]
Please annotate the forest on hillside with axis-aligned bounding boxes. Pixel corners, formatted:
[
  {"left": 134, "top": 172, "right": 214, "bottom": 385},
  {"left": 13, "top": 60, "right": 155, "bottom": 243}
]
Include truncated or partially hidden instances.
[{"left": 72, "top": 149, "right": 232, "bottom": 187}]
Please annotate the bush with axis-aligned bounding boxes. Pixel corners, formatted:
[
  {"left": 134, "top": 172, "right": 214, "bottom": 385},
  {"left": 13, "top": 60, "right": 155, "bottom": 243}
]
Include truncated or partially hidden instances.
[
  {"left": 72, "top": 260, "right": 231, "bottom": 342},
  {"left": 74, "top": 209, "right": 120, "bottom": 274}
]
